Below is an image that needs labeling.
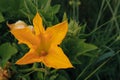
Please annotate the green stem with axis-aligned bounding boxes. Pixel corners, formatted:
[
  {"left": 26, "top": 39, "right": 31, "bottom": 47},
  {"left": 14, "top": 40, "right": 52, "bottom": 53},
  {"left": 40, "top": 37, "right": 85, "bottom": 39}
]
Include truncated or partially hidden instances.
[
  {"left": 19, "top": 63, "right": 50, "bottom": 80},
  {"left": 19, "top": 63, "right": 44, "bottom": 72},
  {"left": 23, "top": 71, "right": 35, "bottom": 77},
  {"left": 76, "top": 63, "right": 91, "bottom": 80},
  {"left": 19, "top": 68, "right": 33, "bottom": 72},
  {"left": 32, "top": 63, "right": 38, "bottom": 68},
  {"left": 84, "top": 58, "right": 110, "bottom": 80}
]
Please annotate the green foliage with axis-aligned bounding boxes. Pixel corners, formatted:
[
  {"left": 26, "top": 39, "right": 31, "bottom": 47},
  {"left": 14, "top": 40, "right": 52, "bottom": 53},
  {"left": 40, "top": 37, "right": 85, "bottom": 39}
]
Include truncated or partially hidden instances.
[
  {"left": 0, "top": 12, "right": 5, "bottom": 23},
  {"left": 62, "top": 37, "right": 97, "bottom": 64},
  {"left": 0, "top": 0, "right": 119, "bottom": 80},
  {"left": 0, "top": 43, "right": 17, "bottom": 67},
  {"left": 0, "top": 0, "right": 60, "bottom": 26},
  {"left": 62, "top": 20, "right": 97, "bottom": 64},
  {"left": 97, "top": 51, "right": 115, "bottom": 63},
  {"left": 68, "top": 19, "right": 81, "bottom": 36}
]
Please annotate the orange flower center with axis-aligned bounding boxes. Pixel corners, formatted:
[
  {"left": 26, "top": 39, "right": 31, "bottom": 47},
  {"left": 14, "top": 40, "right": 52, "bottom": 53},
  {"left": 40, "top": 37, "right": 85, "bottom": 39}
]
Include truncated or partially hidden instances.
[
  {"left": 40, "top": 50, "right": 48, "bottom": 56},
  {"left": 36, "top": 33, "right": 51, "bottom": 57}
]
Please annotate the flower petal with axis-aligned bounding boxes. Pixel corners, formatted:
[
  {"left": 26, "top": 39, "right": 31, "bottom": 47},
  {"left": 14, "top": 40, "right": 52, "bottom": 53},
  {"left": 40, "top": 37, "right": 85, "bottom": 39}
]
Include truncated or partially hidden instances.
[
  {"left": 43, "top": 45, "right": 73, "bottom": 69},
  {"left": 11, "top": 27, "right": 39, "bottom": 48},
  {"left": 16, "top": 49, "right": 42, "bottom": 65},
  {"left": 7, "top": 20, "right": 27, "bottom": 30},
  {"left": 33, "top": 12, "right": 45, "bottom": 35},
  {"left": 46, "top": 21, "right": 68, "bottom": 45}
]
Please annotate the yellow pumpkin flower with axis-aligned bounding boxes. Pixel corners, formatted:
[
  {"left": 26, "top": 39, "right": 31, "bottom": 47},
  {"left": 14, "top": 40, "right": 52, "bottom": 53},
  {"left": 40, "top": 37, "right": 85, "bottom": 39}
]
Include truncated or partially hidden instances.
[{"left": 8, "top": 13, "right": 73, "bottom": 69}]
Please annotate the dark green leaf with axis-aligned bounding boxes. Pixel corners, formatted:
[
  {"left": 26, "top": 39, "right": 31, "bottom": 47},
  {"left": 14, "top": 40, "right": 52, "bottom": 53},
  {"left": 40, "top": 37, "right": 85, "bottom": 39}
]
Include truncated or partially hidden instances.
[
  {"left": 0, "top": 0, "right": 21, "bottom": 12},
  {"left": 20, "top": 0, "right": 36, "bottom": 15},
  {"left": 0, "top": 12, "right": 5, "bottom": 22},
  {"left": 97, "top": 51, "right": 115, "bottom": 62},
  {"left": 43, "top": 0, "right": 51, "bottom": 12},
  {"left": 68, "top": 20, "right": 81, "bottom": 36},
  {"left": 62, "top": 37, "right": 97, "bottom": 64},
  {"left": 62, "top": 12, "right": 67, "bottom": 21},
  {"left": 0, "top": 43, "right": 18, "bottom": 67},
  {"left": 48, "top": 5, "right": 60, "bottom": 14},
  {"left": 76, "top": 40, "right": 98, "bottom": 56}
]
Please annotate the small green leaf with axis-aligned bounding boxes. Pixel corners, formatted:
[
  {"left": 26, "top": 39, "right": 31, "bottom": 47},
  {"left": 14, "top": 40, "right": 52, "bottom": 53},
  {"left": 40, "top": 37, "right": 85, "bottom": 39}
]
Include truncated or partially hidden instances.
[
  {"left": 0, "top": 43, "right": 18, "bottom": 67},
  {"left": 62, "top": 37, "right": 97, "bottom": 64},
  {"left": 50, "top": 74, "right": 58, "bottom": 80},
  {"left": 62, "top": 12, "right": 67, "bottom": 21},
  {"left": 76, "top": 40, "right": 98, "bottom": 56},
  {"left": 36, "top": 0, "right": 48, "bottom": 9},
  {"left": 21, "top": 0, "right": 36, "bottom": 14},
  {"left": 49, "top": 5, "right": 60, "bottom": 14},
  {"left": 0, "top": 12, "right": 5, "bottom": 22},
  {"left": 0, "top": 0, "right": 21, "bottom": 12},
  {"left": 97, "top": 51, "right": 115, "bottom": 62},
  {"left": 43, "top": 0, "right": 51, "bottom": 12},
  {"left": 68, "top": 20, "right": 81, "bottom": 36}
]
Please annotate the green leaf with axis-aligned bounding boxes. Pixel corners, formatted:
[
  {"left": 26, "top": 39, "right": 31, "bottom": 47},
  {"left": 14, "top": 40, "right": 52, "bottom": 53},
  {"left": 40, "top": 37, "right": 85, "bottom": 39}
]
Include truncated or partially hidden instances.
[
  {"left": 62, "top": 37, "right": 97, "bottom": 64},
  {"left": 56, "top": 70, "right": 70, "bottom": 80},
  {"left": 68, "top": 20, "right": 81, "bottom": 37},
  {"left": 43, "top": 0, "right": 51, "bottom": 12},
  {"left": 37, "top": 72, "right": 44, "bottom": 80},
  {"left": 0, "top": 0, "right": 21, "bottom": 12},
  {"left": 36, "top": 0, "right": 48, "bottom": 9},
  {"left": 0, "top": 43, "right": 18, "bottom": 67},
  {"left": 0, "top": 12, "right": 5, "bottom": 22},
  {"left": 50, "top": 74, "right": 58, "bottom": 80},
  {"left": 39, "top": 10, "right": 59, "bottom": 27},
  {"left": 62, "top": 12, "right": 67, "bottom": 21},
  {"left": 76, "top": 40, "right": 98, "bottom": 56},
  {"left": 20, "top": 0, "right": 36, "bottom": 14},
  {"left": 48, "top": 5, "right": 60, "bottom": 14},
  {"left": 0, "top": 0, "right": 10, "bottom": 12},
  {"left": 97, "top": 51, "right": 115, "bottom": 62}
]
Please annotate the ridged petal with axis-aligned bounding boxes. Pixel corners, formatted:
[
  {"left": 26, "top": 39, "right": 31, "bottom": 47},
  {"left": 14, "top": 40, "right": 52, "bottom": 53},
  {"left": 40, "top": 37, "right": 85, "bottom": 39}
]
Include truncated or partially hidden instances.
[
  {"left": 46, "top": 21, "right": 68, "bottom": 45},
  {"left": 33, "top": 12, "right": 45, "bottom": 35},
  {"left": 43, "top": 45, "right": 73, "bottom": 69},
  {"left": 11, "top": 27, "right": 39, "bottom": 48},
  {"left": 16, "top": 49, "right": 42, "bottom": 65}
]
